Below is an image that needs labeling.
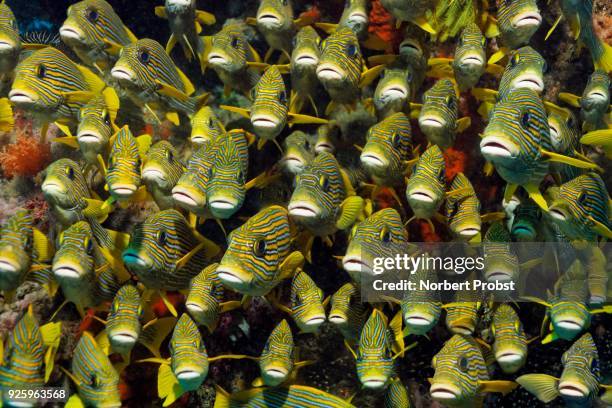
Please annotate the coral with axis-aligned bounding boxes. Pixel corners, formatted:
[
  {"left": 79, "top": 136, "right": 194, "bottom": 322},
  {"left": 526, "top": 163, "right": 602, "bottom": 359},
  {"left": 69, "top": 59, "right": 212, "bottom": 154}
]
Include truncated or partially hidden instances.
[
  {"left": 443, "top": 147, "right": 467, "bottom": 182},
  {"left": 0, "top": 133, "right": 51, "bottom": 179},
  {"left": 368, "top": 0, "right": 402, "bottom": 51}
]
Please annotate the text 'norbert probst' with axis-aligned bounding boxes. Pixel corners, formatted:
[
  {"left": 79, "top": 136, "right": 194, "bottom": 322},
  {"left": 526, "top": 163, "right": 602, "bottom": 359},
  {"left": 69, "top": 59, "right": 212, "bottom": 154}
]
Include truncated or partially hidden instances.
[
  {"left": 372, "top": 279, "right": 516, "bottom": 292},
  {"left": 372, "top": 254, "right": 485, "bottom": 275}
]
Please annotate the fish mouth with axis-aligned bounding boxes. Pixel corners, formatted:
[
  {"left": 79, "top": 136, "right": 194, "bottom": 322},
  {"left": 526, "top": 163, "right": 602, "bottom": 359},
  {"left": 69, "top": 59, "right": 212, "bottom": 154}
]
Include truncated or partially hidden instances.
[
  {"left": 9, "top": 89, "right": 36, "bottom": 105},
  {"left": 122, "top": 252, "right": 148, "bottom": 268},
  {"left": 460, "top": 54, "right": 484, "bottom": 67},
  {"left": 0, "top": 259, "right": 18, "bottom": 273},
  {"left": 209, "top": 198, "right": 239, "bottom": 211},
  {"left": 52, "top": 264, "right": 82, "bottom": 279},
  {"left": 486, "top": 270, "right": 514, "bottom": 282},
  {"left": 110, "top": 183, "right": 138, "bottom": 198},
  {"left": 513, "top": 75, "right": 544, "bottom": 92},
  {"left": 283, "top": 154, "right": 306, "bottom": 171},
  {"left": 512, "top": 11, "right": 542, "bottom": 28},
  {"left": 77, "top": 131, "right": 102, "bottom": 144},
  {"left": 251, "top": 114, "right": 280, "bottom": 129},
  {"left": 191, "top": 134, "right": 210, "bottom": 144},
  {"left": 172, "top": 186, "right": 204, "bottom": 208},
  {"left": 294, "top": 52, "right": 319, "bottom": 66},
  {"left": 480, "top": 136, "right": 519, "bottom": 158},
  {"left": 404, "top": 315, "right": 433, "bottom": 326},
  {"left": 419, "top": 116, "right": 446, "bottom": 128},
  {"left": 399, "top": 39, "right": 421, "bottom": 55},
  {"left": 175, "top": 369, "right": 203, "bottom": 381},
  {"left": 548, "top": 122, "right": 560, "bottom": 142},
  {"left": 288, "top": 201, "right": 320, "bottom": 218},
  {"left": 142, "top": 167, "right": 166, "bottom": 183},
  {"left": 559, "top": 381, "right": 589, "bottom": 398},
  {"left": 342, "top": 256, "right": 373, "bottom": 274},
  {"left": 328, "top": 313, "right": 347, "bottom": 324},
  {"left": 408, "top": 188, "right": 436, "bottom": 203},
  {"left": 360, "top": 152, "right": 387, "bottom": 168},
  {"left": 264, "top": 367, "right": 289, "bottom": 378},
  {"left": 317, "top": 63, "right": 344, "bottom": 81},
  {"left": 449, "top": 324, "right": 473, "bottom": 335},
  {"left": 512, "top": 225, "right": 535, "bottom": 237},
  {"left": 41, "top": 181, "right": 65, "bottom": 196},
  {"left": 347, "top": 11, "right": 368, "bottom": 26},
  {"left": 111, "top": 67, "right": 134, "bottom": 82},
  {"left": 430, "top": 384, "right": 461, "bottom": 400},
  {"left": 217, "top": 266, "right": 248, "bottom": 286},
  {"left": 496, "top": 352, "right": 523, "bottom": 363},
  {"left": 315, "top": 141, "right": 334, "bottom": 153},
  {"left": 207, "top": 52, "right": 229, "bottom": 66},
  {"left": 185, "top": 302, "right": 205, "bottom": 313},
  {"left": 555, "top": 318, "right": 583, "bottom": 331},
  {"left": 362, "top": 378, "right": 387, "bottom": 389},
  {"left": 586, "top": 90, "right": 607, "bottom": 102},
  {"left": 0, "top": 40, "right": 16, "bottom": 51},
  {"left": 59, "top": 25, "right": 83, "bottom": 41},
  {"left": 380, "top": 85, "right": 408, "bottom": 100},
  {"left": 257, "top": 13, "right": 282, "bottom": 27},
  {"left": 457, "top": 226, "right": 480, "bottom": 237},
  {"left": 548, "top": 207, "right": 567, "bottom": 221},
  {"left": 303, "top": 315, "right": 326, "bottom": 327},
  {"left": 109, "top": 331, "right": 138, "bottom": 345}
]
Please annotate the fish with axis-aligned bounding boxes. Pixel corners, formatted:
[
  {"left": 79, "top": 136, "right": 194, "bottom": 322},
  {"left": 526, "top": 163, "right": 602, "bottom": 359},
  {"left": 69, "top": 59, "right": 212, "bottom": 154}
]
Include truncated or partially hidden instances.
[
  {"left": 378, "top": 0, "right": 435, "bottom": 34},
  {"left": 559, "top": 0, "right": 612, "bottom": 72},
  {"left": 517, "top": 333, "right": 612, "bottom": 406},
  {"left": 452, "top": 23, "right": 488, "bottom": 92},
  {"left": 384, "top": 378, "right": 412, "bottom": 408},
  {"left": 429, "top": 334, "right": 517, "bottom": 407},
  {"left": 0, "top": 0, "right": 21, "bottom": 78},
  {"left": 509, "top": 200, "right": 542, "bottom": 241},
  {"left": 206, "top": 23, "right": 265, "bottom": 96},
  {"left": 372, "top": 60, "right": 422, "bottom": 119},
  {"left": 172, "top": 141, "right": 218, "bottom": 216},
  {"left": 342, "top": 208, "right": 409, "bottom": 283},
  {"left": 315, "top": 0, "right": 370, "bottom": 42},
  {"left": 63, "top": 332, "right": 121, "bottom": 408},
  {"left": 185, "top": 263, "right": 241, "bottom": 332},
  {"left": 481, "top": 87, "right": 599, "bottom": 211},
  {"left": 217, "top": 205, "right": 303, "bottom": 296},
  {"left": 282, "top": 270, "right": 327, "bottom": 333},
  {"left": 316, "top": 27, "right": 384, "bottom": 109},
  {"left": 547, "top": 109, "right": 582, "bottom": 182},
  {"left": 360, "top": 112, "right": 416, "bottom": 192},
  {"left": 547, "top": 172, "right": 612, "bottom": 241},
  {"left": 105, "top": 125, "right": 151, "bottom": 203},
  {"left": 288, "top": 152, "right": 365, "bottom": 239},
  {"left": 41, "top": 158, "right": 109, "bottom": 227},
  {"left": 352, "top": 309, "right": 407, "bottom": 390},
  {"left": 418, "top": 78, "right": 471, "bottom": 149},
  {"left": 221, "top": 65, "right": 327, "bottom": 149},
  {"left": 0, "top": 306, "right": 61, "bottom": 398},
  {"left": 444, "top": 300, "right": 480, "bottom": 336},
  {"left": 559, "top": 70, "right": 610, "bottom": 132},
  {"left": 445, "top": 173, "right": 484, "bottom": 241},
  {"left": 9, "top": 47, "right": 106, "bottom": 140},
  {"left": 190, "top": 106, "right": 226, "bottom": 146},
  {"left": 482, "top": 222, "right": 519, "bottom": 284},
  {"left": 282, "top": 130, "right": 317, "bottom": 175},
  {"left": 328, "top": 282, "right": 368, "bottom": 344},
  {"left": 52, "top": 220, "right": 124, "bottom": 316},
  {"left": 213, "top": 384, "right": 356, "bottom": 408},
  {"left": 495, "top": 0, "right": 541, "bottom": 51},
  {"left": 110, "top": 38, "right": 204, "bottom": 124},
  {"left": 0, "top": 209, "right": 54, "bottom": 294},
  {"left": 285, "top": 25, "right": 321, "bottom": 115},
  {"left": 122, "top": 209, "right": 220, "bottom": 291},
  {"left": 400, "top": 264, "right": 442, "bottom": 336},
  {"left": 142, "top": 140, "right": 185, "bottom": 210},
  {"left": 490, "top": 304, "right": 528, "bottom": 374},
  {"left": 405, "top": 145, "right": 447, "bottom": 226},
  {"left": 60, "top": 0, "right": 137, "bottom": 72},
  {"left": 154, "top": 0, "right": 216, "bottom": 72}
]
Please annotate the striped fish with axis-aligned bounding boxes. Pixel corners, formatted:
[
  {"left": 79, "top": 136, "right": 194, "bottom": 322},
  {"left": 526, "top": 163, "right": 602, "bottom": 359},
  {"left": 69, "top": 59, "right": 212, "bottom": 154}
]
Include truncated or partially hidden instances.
[
  {"left": 490, "top": 304, "right": 527, "bottom": 374},
  {"left": 361, "top": 112, "right": 415, "bottom": 188},
  {"left": 445, "top": 300, "right": 480, "bottom": 336},
  {"left": 401, "top": 264, "right": 442, "bottom": 336},
  {"left": 186, "top": 263, "right": 240, "bottom": 332},
  {"left": 172, "top": 141, "right": 219, "bottom": 216},
  {"left": 496, "top": 0, "right": 541, "bottom": 50},
  {"left": 343, "top": 208, "right": 409, "bottom": 283},
  {"left": 517, "top": 333, "right": 612, "bottom": 406},
  {"left": 562, "top": 70, "right": 610, "bottom": 132},
  {"left": 547, "top": 110, "right": 582, "bottom": 182},
  {"left": 142, "top": 140, "right": 185, "bottom": 210},
  {"left": 497, "top": 47, "right": 546, "bottom": 101},
  {"left": 289, "top": 152, "right": 363, "bottom": 237},
  {"left": 217, "top": 205, "right": 303, "bottom": 296},
  {"left": 483, "top": 222, "right": 519, "bottom": 283},
  {"left": 384, "top": 378, "right": 412, "bottom": 408},
  {"left": 106, "top": 125, "right": 150, "bottom": 202},
  {"left": 206, "top": 23, "right": 263, "bottom": 96},
  {"left": 378, "top": 0, "right": 434, "bottom": 35},
  {"left": 288, "top": 26, "right": 321, "bottom": 114},
  {"left": 0, "top": 209, "right": 53, "bottom": 293},
  {"left": 67, "top": 332, "right": 121, "bottom": 408},
  {"left": 508, "top": 200, "right": 544, "bottom": 241},
  {"left": 288, "top": 270, "right": 326, "bottom": 333},
  {"left": 190, "top": 106, "right": 225, "bottom": 146},
  {"left": 430, "top": 334, "right": 516, "bottom": 407},
  {"left": 452, "top": 23, "right": 486, "bottom": 92},
  {"left": 547, "top": 172, "right": 611, "bottom": 241},
  {"left": 259, "top": 319, "right": 295, "bottom": 386},
  {"left": 213, "top": 384, "right": 356, "bottom": 408},
  {"left": 446, "top": 173, "right": 482, "bottom": 240},
  {"left": 168, "top": 313, "right": 209, "bottom": 391},
  {"left": 373, "top": 61, "right": 422, "bottom": 119},
  {"left": 9, "top": 47, "right": 105, "bottom": 134},
  {"left": 355, "top": 309, "right": 403, "bottom": 390},
  {"left": 60, "top": 0, "right": 137, "bottom": 71},
  {"left": 329, "top": 282, "right": 368, "bottom": 344},
  {"left": 282, "top": 130, "right": 316, "bottom": 175},
  {"left": 154, "top": 0, "right": 215, "bottom": 73},
  {"left": 105, "top": 284, "right": 142, "bottom": 354},
  {"left": 206, "top": 129, "right": 250, "bottom": 219},
  {"left": 0, "top": 1, "right": 21, "bottom": 76},
  {"left": 418, "top": 78, "right": 467, "bottom": 149},
  {"left": 122, "top": 209, "right": 219, "bottom": 290},
  {"left": 75, "top": 87, "right": 120, "bottom": 165},
  {"left": 110, "top": 38, "right": 200, "bottom": 122},
  {"left": 405, "top": 145, "right": 446, "bottom": 222},
  {"left": 254, "top": 0, "right": 297, "bottom": 59}
]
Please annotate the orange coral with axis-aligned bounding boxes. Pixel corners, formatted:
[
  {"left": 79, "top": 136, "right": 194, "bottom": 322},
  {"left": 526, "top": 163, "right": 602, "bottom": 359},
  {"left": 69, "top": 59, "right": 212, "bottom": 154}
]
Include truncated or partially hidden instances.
[
  {"left": 443, "top": 147, "right": 467, "bottom": 182},
  {"left": 420, "top": 220, "right": 441, "bottom": 242},
  {"left": 368, "top": 0, "right": 402, "bottom": 50},
  {"left": 298, "top": 5, "right": 321, "bottom": 24},
  {"left": 0, "top": 134, "right": 51, "bottom": 178}
]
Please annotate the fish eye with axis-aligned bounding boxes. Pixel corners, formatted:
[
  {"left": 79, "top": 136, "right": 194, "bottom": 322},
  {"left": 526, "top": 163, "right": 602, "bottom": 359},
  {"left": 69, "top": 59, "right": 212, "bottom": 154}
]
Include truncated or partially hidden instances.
[
  {"left": 291, "top": 36, "right": 298, "bottom": 48},
  {"left": 36, "top": 64, "right": 46, "bottom": 79},
  {"left": 380, "top": 226, "right": 391, "bottom": 243},
  {"left": 448, "top": 200, "right": 459, "bottom": 218},
  {"left": 406, "top": 70, "right": 412, "bottom": 82},
  {"left": 103, "top": 110, "right": 111, "bottom": 125},
  {"left": 303, "top": 139, "right": 310, "bottom": 150},
  {"left": 166, "top": 149, "right": 174, "bottom": 163},
  {"left": 458, "top": 35, "right": 464, "bottom": 47},
  {"left": 490, "top": 324, "right": 496, "bottom": 337},
  {"left": 437, "top": 167, "right": 445, "bottom": 182},
  {"left": 481, "top": 36, "right": 486, "bottom": 47},
  {"left": 391, "top": 132, "right": 401, "bottom": 149},
  {"left": 520, "top": 111, "right": 531, "bottom": 128},
  {"left": 279, "top": 90, "right": 287, "bottom": 105},
  {"left": 349, "top": 224, "right": 358, "bottom": 240},
  {"left": 514, "top": 320, "right": 522, "bottom": 333},
  {"left": 445, "top": 94, "right": 455, "bottom": 109},
  {"left": 111, "top": 301, "right": 119, "bottom": 314},
  {"left": 237, "top": 169, "right": 244, "bottom": 182},
  {"left": 208, "top": 118, "right": 214, "bottom": 128},
  {"left": 510, "top": 53, "right": 519, "bottom": 68},
  {"left": 566, "top": 115, "right": 574, "bottom": 127},
  {"left": 87, "top": 8, "right": 99, "bottom": 23},
  {"left": 542, "top": 60, "right": 549, "bottom": 74},
  {"left": 346, "top": 43, "right": 357, "bottom": 58},
  {"left": 138, "top": 50, "right": 151, "bottom": 65},
  {"left": 253, "top": 238, "right": 266, "bottom": 257},
  {"left": 65, "top": 165, "right": 75, "bottom": 179},
  {"left": 458, "top": 356, "right": 469, "bottom": 372},
  {"left": 231, "top": 36, "right": 239, "bottom": 48},
  {"left": 157, "top": 230, "right": 168, "bottom": 246},
  {"left": 137, "top": 304, "right": 144, "bottom": 317},
  {"left": 319, "top": 174, "right": 329, "bottom": 192},
  {"left": 85, "top": 237, "right": 93, "bottom": 254},
  {"left": 577, "top": 191, "right": 587, "bottom": 204},
  {"left": 431, "top": 356, "right": 437, "bottom": 368},
  {"left": 250, "top": 87, "right": 257, "bottom": 100}
]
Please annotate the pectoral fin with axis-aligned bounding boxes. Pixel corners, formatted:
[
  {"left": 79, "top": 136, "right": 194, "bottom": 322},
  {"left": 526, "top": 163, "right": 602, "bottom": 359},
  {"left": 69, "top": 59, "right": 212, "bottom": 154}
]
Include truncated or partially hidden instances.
[
  {"left": 158, "top": 364, "right": 185, "bottom": 407},
  {"left": 456, "top": 117, "right": 471, "bottom": 132},
  {"left": 219, "top": 104, "right": 251, "bottom": 118},
  {"left": 516, "top": 374, "right": 559, "bottom": 403},
  {"left": 154, "top": 6, "right": 167, "bottom": 19},
  {"left": 588, "top": 216, "right": 612, "bottom": 239},
  {"left": 479, "top": 380, "right": 518, "bottom": 395},
  {"left": 287, "top": 112, "right": 329, "bottom": 125},
  {"left": 62, "top": 91, "right": 95, "bottom": 105},
  {"left": 359, "top": 64, "right": 385, "bottom": 88},
  {"left": 336, "top": 196, "right": 364, "bottom": 230},
  {"left": 278, "top": 251, "right": 305, "bottom": 281},
  {"left": 558, "top": 92, "right": 581, "bottom": 108},
  {"left": 314, "top": 22, "right": 338, "bottom": 34},
  {"left": 140, "top": 317, "right": 176, "bottom": 357},
  {"left": 155, "top": 80, "right": 191, "bottom": 102},
  {"left": 195, "top": 10, "right": 216, "bottom": 25},
  {"left": 540, "top": 149, "right": 602, "bottom": 171},
  {"left": 33, "top": 228, "right": 54, "bottom": 261}
]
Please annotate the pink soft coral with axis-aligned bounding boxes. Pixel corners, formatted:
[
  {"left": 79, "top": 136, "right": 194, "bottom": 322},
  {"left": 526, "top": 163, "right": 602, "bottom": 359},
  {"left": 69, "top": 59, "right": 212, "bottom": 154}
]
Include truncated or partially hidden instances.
[{"left": 0, "top": 134, "right": 51, "bottom": 178}]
